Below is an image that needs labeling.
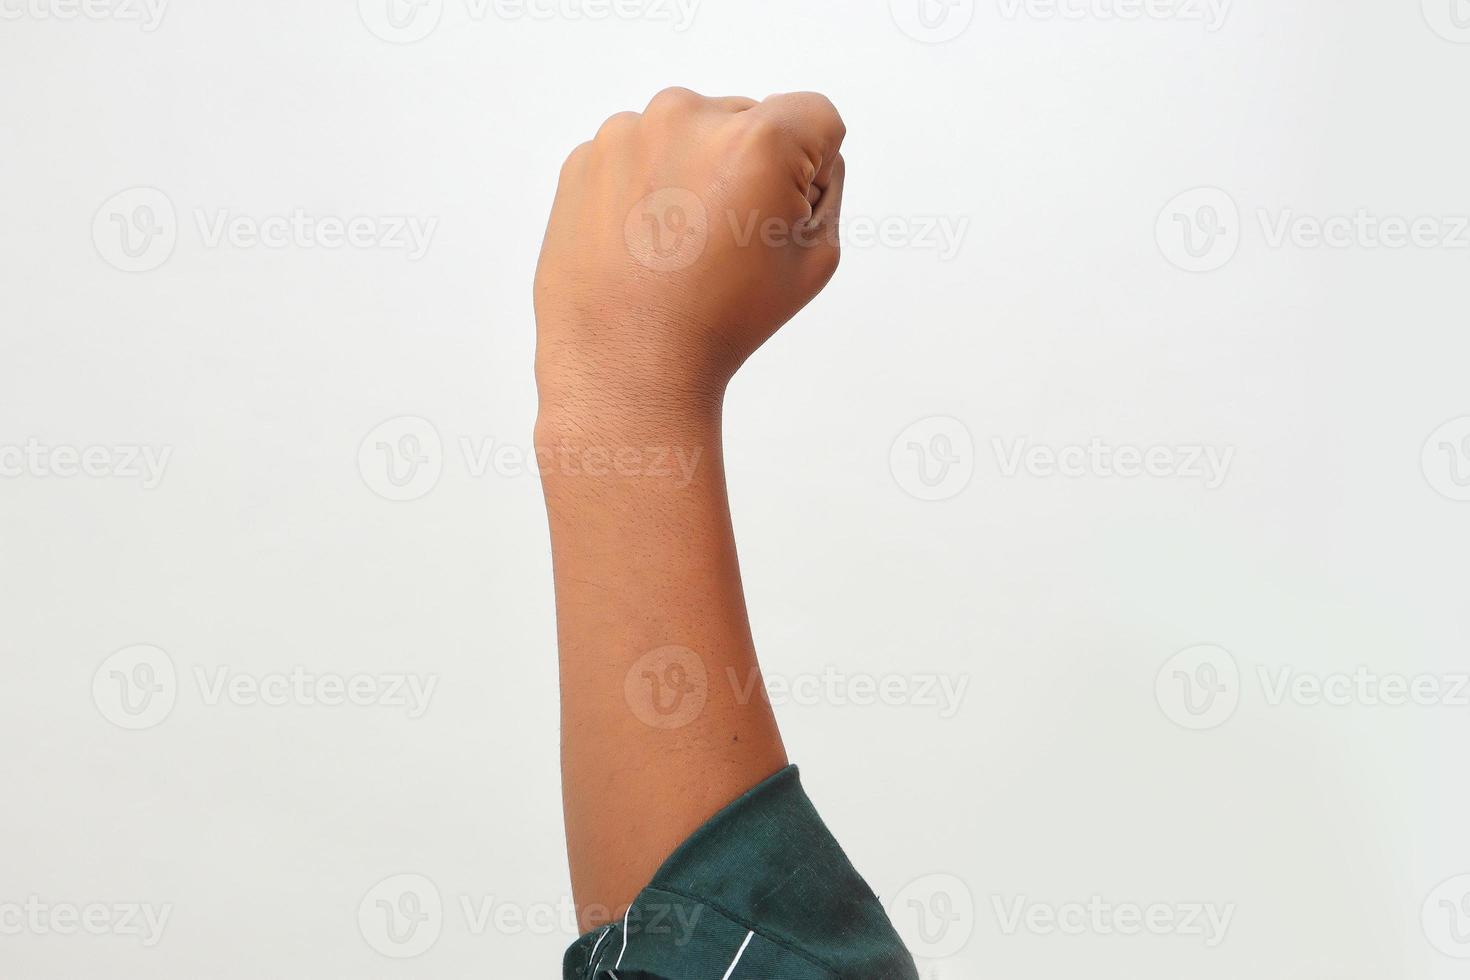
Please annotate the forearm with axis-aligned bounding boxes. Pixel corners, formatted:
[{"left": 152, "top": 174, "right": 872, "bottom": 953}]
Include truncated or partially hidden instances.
[
  {"left": 536, "top": 396, "right": 786, "bottom": 929},
  {"left": 531, "top": 85, "right": 845, "bottom": 934}
]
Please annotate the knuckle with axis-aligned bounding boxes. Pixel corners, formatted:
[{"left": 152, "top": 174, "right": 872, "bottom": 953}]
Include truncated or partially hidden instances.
[
  {"left": 736, "top": 111, "right": 785, "bottom": 149},
  {"left": 781, "top": 91, "right": 845, "bottom": 145},
  {"left": 646, "top": 85, "right": 701, "bottom": 115},
  {"left": 594, "top": 111, "right": 641, "bottom": 142},
  {"left": 791, "top": 90, "right": 833, "bottom": 110},
  {"left": 805, "top": 93, "right": 846, "bottom": 142},
  {"left": 558, "top": 141, "right": 592, "bottom": 178},
  {"left": 809, "top": 244, "right": 841, "bottom": 284},
  {"left": 829, "top": 111, "right": 847, "bottom": 144},
  {"left": 812, "top": 92, "right": 842, "bottom": 120}
]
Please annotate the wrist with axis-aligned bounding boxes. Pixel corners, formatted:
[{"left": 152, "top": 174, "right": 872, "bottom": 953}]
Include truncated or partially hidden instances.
[
  {"left": 533, "top": 317, "right": 738, "bottom": 425},
  {"left": 533, "top": 399, "right": 723, "bottom": 495},
  {"left": 533, "top": 347, "right": 728, "bottom": 440}
]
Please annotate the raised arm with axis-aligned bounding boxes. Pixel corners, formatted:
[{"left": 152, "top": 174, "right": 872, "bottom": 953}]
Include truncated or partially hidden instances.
[{"left": 532, "top": 86, "right": 846, "bottom": 930}]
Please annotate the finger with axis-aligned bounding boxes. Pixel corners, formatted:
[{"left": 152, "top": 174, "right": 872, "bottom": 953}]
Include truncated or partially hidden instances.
[
  {"left": 809, "top": 152, "right": 844, "bottom": 234},
  {"left": 797, "top": 152, "right": 843, "bottom": 288},
  {"left": 812, "top": 137, "right": 842, "bottom": 193},
  {"left": 753, "top": 91, "right": 846, "bottom": 175}
]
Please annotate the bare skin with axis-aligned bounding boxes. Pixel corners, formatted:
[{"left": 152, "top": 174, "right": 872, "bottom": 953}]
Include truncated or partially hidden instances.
[{"left": 532, "top": 86, "right": 847, "bottom": 932}]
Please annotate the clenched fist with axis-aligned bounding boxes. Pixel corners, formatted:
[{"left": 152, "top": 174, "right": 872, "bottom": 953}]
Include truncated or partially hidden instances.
[{"left": 533, "top": 87, "right": 846, "bottom": 431}]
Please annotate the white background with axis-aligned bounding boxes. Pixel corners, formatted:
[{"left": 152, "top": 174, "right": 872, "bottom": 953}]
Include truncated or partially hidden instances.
[{"left": 2, "top": 0, "right": 1469, "bottom": 977}]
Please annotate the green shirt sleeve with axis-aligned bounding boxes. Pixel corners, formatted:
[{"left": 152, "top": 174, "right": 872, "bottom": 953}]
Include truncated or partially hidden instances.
[{"left": 563, "top": 765, "right": 919, "bottom": 979}]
